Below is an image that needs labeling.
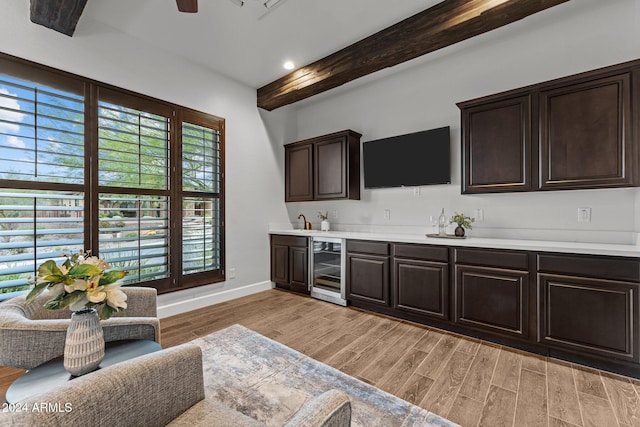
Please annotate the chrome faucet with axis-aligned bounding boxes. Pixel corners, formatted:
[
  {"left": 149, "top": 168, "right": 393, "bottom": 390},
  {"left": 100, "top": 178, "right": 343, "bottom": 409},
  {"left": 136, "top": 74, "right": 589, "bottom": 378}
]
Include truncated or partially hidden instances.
[{"left": 298, "top": 214, "right": 312, "bottom": 230}]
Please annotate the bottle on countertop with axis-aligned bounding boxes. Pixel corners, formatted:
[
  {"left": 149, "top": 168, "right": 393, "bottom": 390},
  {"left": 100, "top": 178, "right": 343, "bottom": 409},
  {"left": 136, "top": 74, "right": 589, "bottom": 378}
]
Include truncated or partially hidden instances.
[{"left": 438, "top": 208, "right": 447, "bottom": 236}]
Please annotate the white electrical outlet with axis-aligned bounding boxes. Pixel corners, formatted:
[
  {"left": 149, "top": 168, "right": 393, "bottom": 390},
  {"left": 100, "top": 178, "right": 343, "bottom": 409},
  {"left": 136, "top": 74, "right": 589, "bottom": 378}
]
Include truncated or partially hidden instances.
[
  {"left": 474, "top": 208, "right": 484, "bottom": 222},
  {"left": 383, "top": 209, "right": 391, "bottom": 220},
  {"left": 332, "top": 210, "right": 339, "bottom": 220},
  {"left": 228, "top": 267, "right": 236, "bottom": 279},
  {"left": 413, "top": 187, "right": 421, "bottom": 197},
  {"left": 577, "top": 207, "right": 591, "bottom": 223}
]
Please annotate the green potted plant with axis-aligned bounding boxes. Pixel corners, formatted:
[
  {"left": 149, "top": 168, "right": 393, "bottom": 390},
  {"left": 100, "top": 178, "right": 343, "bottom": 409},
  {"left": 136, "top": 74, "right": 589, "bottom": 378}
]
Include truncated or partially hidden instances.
[{"left": 450, "top": 212, "right": 474, "bottom": 237}]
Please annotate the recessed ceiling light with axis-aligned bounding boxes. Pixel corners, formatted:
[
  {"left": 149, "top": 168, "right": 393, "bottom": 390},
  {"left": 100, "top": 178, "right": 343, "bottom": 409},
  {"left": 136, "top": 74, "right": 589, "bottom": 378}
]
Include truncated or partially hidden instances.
[{"left": 283, "top": 61, "right": 295, "bottom": 70}]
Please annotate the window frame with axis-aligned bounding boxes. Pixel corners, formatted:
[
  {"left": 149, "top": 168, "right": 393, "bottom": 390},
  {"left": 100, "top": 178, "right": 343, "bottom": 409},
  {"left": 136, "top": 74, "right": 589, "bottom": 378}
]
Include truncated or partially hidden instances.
[{"left": 0, "top": 52, "right": 225, "bottom": 295}]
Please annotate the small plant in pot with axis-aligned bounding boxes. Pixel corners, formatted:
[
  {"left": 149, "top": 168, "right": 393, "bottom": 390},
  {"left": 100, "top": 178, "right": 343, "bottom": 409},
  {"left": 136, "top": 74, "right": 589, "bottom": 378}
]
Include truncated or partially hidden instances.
[{"left": 450, "top": 212, "right": 474, "bottom": 237}]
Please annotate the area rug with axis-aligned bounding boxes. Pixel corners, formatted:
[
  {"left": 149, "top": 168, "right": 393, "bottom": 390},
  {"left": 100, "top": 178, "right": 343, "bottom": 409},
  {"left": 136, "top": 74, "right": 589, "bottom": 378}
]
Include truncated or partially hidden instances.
[{"left": 191, "top": 324, "right": 459, "bottom": 427}]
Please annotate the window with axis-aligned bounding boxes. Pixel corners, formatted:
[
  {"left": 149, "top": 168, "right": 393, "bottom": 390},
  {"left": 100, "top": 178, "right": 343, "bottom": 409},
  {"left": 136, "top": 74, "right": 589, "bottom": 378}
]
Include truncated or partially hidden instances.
[
  {"left": 0, "top": 55, "right": 225, "bottom": 300},
  {"left": 181, "top": 112, "right": 223, "bottom": 278},
  {"left": 97, "top": 93, "right": 172, "bottom": 288}
]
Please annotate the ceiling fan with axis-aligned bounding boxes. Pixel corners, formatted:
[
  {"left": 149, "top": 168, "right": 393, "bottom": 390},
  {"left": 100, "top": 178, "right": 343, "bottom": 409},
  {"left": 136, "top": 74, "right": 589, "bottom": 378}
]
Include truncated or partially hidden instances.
[
  {"left": 176, "top": 0, "right": 198, "bottom": 13},
  {"left": 176, "top": 0, "right": 286, "bottom": 13}
]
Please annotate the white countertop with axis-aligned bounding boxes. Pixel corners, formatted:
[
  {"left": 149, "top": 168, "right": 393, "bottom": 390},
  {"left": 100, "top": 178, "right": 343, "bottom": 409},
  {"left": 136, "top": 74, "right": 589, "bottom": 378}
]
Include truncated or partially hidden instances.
[{"left": 269, "top": 229, "right": 640, "bottom": 258}]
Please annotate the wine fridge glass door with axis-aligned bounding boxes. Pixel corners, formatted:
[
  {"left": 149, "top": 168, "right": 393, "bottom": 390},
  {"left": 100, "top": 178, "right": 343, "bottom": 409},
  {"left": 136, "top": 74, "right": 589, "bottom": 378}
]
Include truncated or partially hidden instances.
[{"left": 311, "top": 237, "right": 346, "bottom": 306}]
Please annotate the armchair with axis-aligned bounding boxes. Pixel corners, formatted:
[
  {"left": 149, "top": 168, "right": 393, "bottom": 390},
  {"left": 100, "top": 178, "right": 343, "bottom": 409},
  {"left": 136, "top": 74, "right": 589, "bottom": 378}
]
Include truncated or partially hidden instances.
[
  {"left": 0, "top": 286, "right": 160, "bottom": 370},
  {"left": 5, "top": 344, "right": 352, "bottom": 427}
]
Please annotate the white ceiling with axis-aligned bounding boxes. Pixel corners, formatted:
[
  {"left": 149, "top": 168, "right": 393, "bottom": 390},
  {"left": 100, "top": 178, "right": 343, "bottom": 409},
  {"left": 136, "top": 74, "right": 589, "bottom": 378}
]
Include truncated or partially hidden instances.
[{"left": 81, "top": 0, "right": 443, "bottom": 89}]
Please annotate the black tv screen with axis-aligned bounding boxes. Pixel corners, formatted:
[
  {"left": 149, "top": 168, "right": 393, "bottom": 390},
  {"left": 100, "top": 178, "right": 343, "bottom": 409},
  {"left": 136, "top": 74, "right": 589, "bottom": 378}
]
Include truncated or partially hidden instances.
[{"left": 363, "top": 126, "right": 450, "bottom": 188}]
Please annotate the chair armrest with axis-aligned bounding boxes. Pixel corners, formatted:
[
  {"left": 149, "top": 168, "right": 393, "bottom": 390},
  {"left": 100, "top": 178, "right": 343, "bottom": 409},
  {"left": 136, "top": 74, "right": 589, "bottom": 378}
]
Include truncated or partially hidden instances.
[
  {"left": 118, "top": 286, "right": 158, "bottom": 317},
  {"left": 0, "top": 302, "right": 71, "bottom": 369},
  {"left": 9, "top": 343, "right": 204, "bottom": 427},
  {"left": 284, "top": 389, "right": 351, "bottom": 427}
]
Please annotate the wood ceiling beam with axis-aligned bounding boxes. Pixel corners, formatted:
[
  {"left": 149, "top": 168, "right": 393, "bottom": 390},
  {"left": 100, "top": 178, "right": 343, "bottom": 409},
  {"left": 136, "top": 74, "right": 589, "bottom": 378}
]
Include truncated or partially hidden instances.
[
  {"left": 30, "top": 0, "right": 89, "bottom": 37},
  {"left": 257, "top": 0, "right": 570, "bottom": 111}
]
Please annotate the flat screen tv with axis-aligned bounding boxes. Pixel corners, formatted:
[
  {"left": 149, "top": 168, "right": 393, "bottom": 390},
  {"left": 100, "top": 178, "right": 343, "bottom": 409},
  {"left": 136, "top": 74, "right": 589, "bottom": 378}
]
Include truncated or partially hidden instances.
[{"left": 363, "top": 126, "right": 450, "bottom": 188}]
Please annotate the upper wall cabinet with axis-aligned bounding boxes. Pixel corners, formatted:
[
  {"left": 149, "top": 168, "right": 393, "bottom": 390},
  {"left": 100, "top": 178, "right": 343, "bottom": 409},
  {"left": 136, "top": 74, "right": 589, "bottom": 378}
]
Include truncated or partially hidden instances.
[
  {"left": 285, "top": 130, "right": 361, "bottom": 202},
  {"left": 460, "top": 94, "right": 534, "bottom": 193},
  {"left": 458, "top": 59, "right": 639, "bottom": 194},
  {"left": 539, "top": 73, "right": 632, "bottom": 190},
  {"left": 285, "top": 143, "right": 313, "bottom": 202}
]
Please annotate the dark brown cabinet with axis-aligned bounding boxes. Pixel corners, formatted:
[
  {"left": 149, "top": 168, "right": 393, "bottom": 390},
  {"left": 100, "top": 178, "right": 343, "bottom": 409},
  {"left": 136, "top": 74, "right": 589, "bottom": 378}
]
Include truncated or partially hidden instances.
[
  {"left": 458, "top": 59, "right": 639, "bottom": 194},
  {"left": 537, "top": 253, "right": 640, "bottom": 363},
  {"left": 284, "top": 130, "right": 361, "bottom": 202},
  {"left": 346, "top": 240, "right": 390, "bottom": 306},
  {"left": 539, "top": 73, "right": 633, "bottom": 190},
  {"left": 393, "top": 244, "right": 449, "bottom": 320},
  {"left": 270, "top": 235, "right": 309, "bottom": 295},
  {"left": 270, "top": 232, "right": 640, "bottom": 376},
  {"left": 454, "top": 249, "right": 529, "bottom": 339},
  {"left": 285, "top": 143, "right": 313, "bottom": 202},
  {"left": 460, "top": 94, "right": 534, "bottom": 193}
]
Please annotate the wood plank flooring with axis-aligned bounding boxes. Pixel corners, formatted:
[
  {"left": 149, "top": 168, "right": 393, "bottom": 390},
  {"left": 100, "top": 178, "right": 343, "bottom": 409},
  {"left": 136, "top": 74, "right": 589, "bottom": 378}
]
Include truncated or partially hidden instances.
[{"left": 1, "top": 288, "right": 638, "bottom": 426}]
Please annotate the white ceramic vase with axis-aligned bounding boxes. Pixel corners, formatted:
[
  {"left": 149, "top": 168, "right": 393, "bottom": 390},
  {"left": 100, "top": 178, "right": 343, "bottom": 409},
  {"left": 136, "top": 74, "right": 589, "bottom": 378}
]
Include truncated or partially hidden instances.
[
  {"left": 64, "top": 307, "right": 105, "bottom": 376},
  {"left": 321, "top": 220, "right": 330, "bottom": 231}
]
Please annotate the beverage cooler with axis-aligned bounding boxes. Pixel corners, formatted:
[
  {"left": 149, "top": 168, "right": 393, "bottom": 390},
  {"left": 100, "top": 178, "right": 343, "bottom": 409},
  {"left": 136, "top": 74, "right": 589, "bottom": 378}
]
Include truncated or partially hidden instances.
[{"left": 310, "top": 237, "right": 346, "bottom": 306}]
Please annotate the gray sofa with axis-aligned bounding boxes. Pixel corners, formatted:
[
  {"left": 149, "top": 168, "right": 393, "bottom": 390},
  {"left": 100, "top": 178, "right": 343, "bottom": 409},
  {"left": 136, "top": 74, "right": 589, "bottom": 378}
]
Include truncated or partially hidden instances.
[
  {"left": 0, "top": 287, "right": 160, "bottom": 370},
  {"left": 3, "top": 343, "right": 351, "bottom": 427}
]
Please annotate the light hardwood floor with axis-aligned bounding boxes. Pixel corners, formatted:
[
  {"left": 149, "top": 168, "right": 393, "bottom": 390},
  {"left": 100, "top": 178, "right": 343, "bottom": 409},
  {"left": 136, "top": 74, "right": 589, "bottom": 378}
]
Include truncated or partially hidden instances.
[{"left": 3, "top": 289, "right": 640, "bottom": 427}]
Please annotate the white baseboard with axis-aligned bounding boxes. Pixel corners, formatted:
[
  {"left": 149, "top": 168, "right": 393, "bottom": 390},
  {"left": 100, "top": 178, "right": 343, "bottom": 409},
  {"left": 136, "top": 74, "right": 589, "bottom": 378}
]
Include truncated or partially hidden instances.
[{"left": 157, "top": 281, "right": 274, "bottom": 319}]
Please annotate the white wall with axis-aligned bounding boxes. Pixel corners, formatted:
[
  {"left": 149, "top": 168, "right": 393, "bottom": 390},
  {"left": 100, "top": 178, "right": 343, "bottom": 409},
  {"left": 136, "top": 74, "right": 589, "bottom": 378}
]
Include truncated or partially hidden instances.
[
  {"left": 0, "top": 2, "right": 292, "bottom": 317},
  {"left": 289, "top": 0, "right": 640, "bottom": 245}
]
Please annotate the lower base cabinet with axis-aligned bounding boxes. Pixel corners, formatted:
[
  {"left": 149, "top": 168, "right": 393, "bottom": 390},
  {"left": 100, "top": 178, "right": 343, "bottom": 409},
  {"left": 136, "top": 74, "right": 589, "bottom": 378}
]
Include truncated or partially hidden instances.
[
  {"left": 346, "top": 241, "right": 390, "bottom": 306},
  {"left": 270, "top": 235, "right": 309, "bottom": 295},
  {"left": 455, "top": 265, "right": 528, "bottom": 339},
  {"left": 393, "top": 244, "right": 449, "bottom": 320},
  {"left": 537, "top": 253, "right": 640, "bottom": 363},
  {"left": 341, "top": 241, "right": 640, "bottom": 377},
  {"left": 454, "top": 248, "right": 530, "bottom": 340},
  {"left": 270, "top": 234, "right": 640, "bottom": 376},
  {"left": 538, "top": 274, "right": 637, "bottom": 361}
]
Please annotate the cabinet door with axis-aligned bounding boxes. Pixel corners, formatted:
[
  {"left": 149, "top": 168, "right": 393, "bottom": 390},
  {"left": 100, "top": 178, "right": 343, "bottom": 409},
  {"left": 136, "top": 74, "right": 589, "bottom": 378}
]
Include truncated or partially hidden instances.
[
  {"left": 538, "top": 273, "right": 638, "bottom": 362},
  {"left": 540, "top": 73, "right": 632, "bottom": 190},
  {"left": 461, "top": 95, "right": 533, "bottom": 193},
  {"left": 289, "top": 246, "right": 309, "bottom": 294},
  {"left": 314, "top": 137, "right": 346, "bottom": 200},
  {"left": 455, "top": 265, "right": 528, "bottom": 339},
  {"left": 394, "top": 258, "right": 449, "bottom": 320},
  {"left": 285, "top": 143, "right": 313, "bottom": 202},
  {"left": 347, "top": 254, "right": 390, "bottom": 306},
  {"left": 270, "top": 244, "right": 289, "bottom": 286}
]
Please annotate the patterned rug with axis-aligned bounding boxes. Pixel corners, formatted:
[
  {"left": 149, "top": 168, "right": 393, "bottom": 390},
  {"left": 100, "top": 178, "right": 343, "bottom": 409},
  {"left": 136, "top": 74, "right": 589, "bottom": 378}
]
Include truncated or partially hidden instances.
[{"left": 191, "top": 324, "right": 459, "bottom": 427}]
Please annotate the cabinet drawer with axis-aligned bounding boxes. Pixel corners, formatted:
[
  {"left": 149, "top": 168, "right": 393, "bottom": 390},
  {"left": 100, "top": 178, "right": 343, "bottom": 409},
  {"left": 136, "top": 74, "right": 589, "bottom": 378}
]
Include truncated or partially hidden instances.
[
  {"left": 455, "top": 248, "right": 528, "bottom": 270},
  {"left": 537, "top": 253, "right": 640, "bottom": 282},
  {"left": 347, "top": 240, "right": 389, "bottom": 256},
  {"left": 271, "top": 234, "right": 308, "bottom": 248},
  {"left": 538, "top": 273, "right": 638, "bottom": 362},
  {"left": 393, "top": 244, "right": 448, "bottom": 262}
]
